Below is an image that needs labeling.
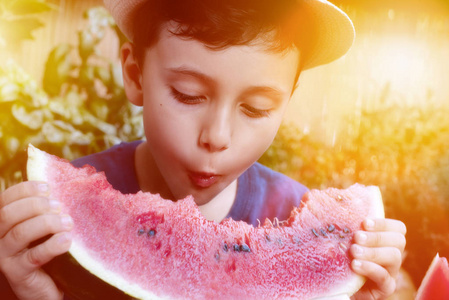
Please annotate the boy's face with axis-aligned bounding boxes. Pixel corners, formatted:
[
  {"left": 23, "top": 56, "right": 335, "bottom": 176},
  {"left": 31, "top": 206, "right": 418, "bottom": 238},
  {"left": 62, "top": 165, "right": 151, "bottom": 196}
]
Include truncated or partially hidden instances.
[{"left": 133, "top": 25, "right": 299, "bottom": 205}]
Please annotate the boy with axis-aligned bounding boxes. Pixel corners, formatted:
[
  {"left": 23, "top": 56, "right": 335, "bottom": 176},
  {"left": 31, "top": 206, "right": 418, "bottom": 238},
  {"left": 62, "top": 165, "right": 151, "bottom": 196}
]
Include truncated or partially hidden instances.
[{"left": 0, "top": 0, "right": 406, "bottom": 299}]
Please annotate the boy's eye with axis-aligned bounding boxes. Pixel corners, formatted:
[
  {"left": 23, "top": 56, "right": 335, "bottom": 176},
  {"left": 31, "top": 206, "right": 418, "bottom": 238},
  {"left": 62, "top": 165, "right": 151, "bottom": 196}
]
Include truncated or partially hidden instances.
[
  {"left": 170, "top": 87, "right": 205, "bottom": 104},
  {"left": 241, "top": 104, "right": 270, "bottom": 118}
]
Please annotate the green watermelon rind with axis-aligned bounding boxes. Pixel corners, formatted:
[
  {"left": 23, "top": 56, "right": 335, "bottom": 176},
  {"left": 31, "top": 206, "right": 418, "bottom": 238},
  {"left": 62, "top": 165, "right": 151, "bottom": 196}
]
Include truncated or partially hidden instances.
[{"left": 27, "top": 144, "right": 384, "bottom": 299}]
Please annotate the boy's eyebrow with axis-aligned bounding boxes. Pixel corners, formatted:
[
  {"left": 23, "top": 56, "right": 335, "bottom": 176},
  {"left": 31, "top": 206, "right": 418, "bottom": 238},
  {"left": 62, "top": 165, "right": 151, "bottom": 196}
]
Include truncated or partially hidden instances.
[
  {"left": 167, "top": 67, "right": 215, "bottom": 86},
  {"left": 241, "top": 86, "right": 285, "bottom": 103},
  {"left": 168, "top": 66, "right": 287, "bottom": 102}
]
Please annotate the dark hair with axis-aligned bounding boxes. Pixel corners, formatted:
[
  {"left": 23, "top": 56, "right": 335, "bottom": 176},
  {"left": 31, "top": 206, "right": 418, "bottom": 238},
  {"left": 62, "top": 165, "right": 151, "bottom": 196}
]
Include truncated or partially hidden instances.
[{"left": 132, "top": 0, "right": 315, "bottom": 85}]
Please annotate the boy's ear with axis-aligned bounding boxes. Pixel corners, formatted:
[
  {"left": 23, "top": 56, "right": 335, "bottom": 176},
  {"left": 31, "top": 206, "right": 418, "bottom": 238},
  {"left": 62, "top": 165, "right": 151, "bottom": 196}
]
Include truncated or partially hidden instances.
[{"left": 121, "top": 42, "right": 143, "bottom": 106}]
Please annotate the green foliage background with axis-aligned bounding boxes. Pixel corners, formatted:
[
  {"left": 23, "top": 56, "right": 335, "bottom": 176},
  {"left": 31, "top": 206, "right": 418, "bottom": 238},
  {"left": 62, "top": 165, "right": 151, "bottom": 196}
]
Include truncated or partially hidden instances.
[
  {"left": 1, "top": 2, "right": 448, "bottom": 289},
  {"left": 0, "top": 0, "right": 56, "bottom": 47},
  {"left": 0, "top": 6, "right": 143, "bottom": 189},
  {"left": 260, "top": 105, "right": 449, "bottom": 287}
]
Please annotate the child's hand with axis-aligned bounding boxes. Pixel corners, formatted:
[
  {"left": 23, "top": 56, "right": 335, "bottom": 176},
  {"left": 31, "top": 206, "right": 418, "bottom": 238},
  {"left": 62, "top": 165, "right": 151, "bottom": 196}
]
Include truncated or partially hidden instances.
[
  {"left": 0, "top": 181, "right": 73, "bottom": 300},
  {"left": 350, "top": 218, "right": 407, "bottom": 299}
]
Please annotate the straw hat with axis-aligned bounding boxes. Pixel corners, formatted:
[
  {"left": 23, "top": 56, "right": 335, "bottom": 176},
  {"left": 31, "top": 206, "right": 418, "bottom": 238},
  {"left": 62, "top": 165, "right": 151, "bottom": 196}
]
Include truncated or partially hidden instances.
[{"left": 103, "top": 0, "right": 355, "bottom": 70}]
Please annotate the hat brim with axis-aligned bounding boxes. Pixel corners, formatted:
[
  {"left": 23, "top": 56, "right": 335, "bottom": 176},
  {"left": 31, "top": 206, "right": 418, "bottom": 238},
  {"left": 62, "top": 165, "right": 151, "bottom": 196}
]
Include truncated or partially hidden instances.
[
  {"left": 103, "top": 0, "right": 355, "bottom": 70},
  {"left": 298, "top": 0, "right": 355, "bottom": 69}
]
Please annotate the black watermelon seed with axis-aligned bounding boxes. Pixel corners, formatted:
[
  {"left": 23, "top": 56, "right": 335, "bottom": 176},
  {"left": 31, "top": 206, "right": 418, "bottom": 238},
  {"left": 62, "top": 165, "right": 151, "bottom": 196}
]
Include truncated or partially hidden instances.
[
  {"left": 327, "top": 224, "right": 335, "bottom": 232},
  {"left": 233, "top": 244, "right": 241, "bottom": 252},
  {"left": 148, "top": 229, "right": 156, "bottom": 237},
  {"left": 137, "top": 229, "right": 146, "bottom": 236},
  {"left": 223, "top": 243, "right": 229, "bottom": 252},
  {"left": 320, "top": 229, "right": 328, "bottom": 237},
  {"left": 240, "top": 244, "right": 251, "bottom": 252},
  {"left": 265, "top": 234, "right": 271, "bottom": 242},
  {"left": 312, "top": 228, "right": 319, "bottom": 237},
  {"left": 215, "top": 252, "right": 220, "bottom": 261}
]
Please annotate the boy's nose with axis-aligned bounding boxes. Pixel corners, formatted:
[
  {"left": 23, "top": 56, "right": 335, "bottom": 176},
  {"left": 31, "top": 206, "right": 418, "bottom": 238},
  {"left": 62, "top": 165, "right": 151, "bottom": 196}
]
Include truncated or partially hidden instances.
[{"left": 199, "top": 109, "right": 232, "bottom": 152}]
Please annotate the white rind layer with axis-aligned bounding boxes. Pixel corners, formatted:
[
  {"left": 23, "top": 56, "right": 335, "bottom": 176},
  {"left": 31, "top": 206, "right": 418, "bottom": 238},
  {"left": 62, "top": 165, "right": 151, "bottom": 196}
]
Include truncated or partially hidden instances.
[
  {"left": 27, "top": 144, "right": 385, "bottom": 299},
  {"left": 27, "top": 145, "right": 165, "bottom": 300},
  {"left": 27, "top": 144, "right": 49, "bottom": 182},
  {"left": 313, "top": 185, "right": 384, "bottom": 299},
  {"left": 70, "top": 240, "right": 167, "bottom": 300}
]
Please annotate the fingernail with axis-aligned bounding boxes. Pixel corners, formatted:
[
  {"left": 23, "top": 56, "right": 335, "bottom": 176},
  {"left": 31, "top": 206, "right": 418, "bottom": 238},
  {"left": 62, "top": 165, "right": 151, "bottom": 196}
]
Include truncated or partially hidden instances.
[
  {"left": 58, "top": 231, "right": 72, "bottom": 244},
  {"left": 365, "top": 218, "right": 375, "bottom": 229},
  {"left": 61, "top": 215, "right": 73, "bottom": 230},
  {"left": 49, "top": 200, "right": 61, "bottom": 213},
  {"left": 352, "top": 259, "right": 362, "bottom": 269},
  {"left": 38, "top": 183, "right": 49, "bottom": 193},
  {"left": 357, "top": 232, "right": 367, "bottom": 244},
  {"left": 352, "top": 245, "right": 364, "bottom": 256}
]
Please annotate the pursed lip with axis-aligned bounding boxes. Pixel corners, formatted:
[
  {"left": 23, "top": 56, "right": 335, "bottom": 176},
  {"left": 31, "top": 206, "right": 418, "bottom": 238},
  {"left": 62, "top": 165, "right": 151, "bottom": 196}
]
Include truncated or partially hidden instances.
[{"left": 188, "top": 171, "right": 221, "bottom": 189}]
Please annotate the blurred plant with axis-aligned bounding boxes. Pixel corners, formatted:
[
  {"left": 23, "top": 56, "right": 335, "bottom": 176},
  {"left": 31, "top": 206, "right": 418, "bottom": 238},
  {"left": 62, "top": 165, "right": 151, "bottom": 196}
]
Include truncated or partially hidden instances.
[
  {"left": 0, "top": 0, "right": 56, "bottom": 48},
  {"left": 260, "top": 103, "right": 449, "bottom": 287},
  {"left": 0, "top": 7, "right": 143, "bottom": 189}
]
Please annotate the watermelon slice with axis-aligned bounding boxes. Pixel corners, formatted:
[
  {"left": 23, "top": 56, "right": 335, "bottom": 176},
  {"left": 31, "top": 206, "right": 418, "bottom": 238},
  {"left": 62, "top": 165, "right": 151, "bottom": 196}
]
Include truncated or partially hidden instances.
[
  {"left": 26, "top": 144, "right": 385, "bottom": 299},
  {"left": 415, "top": 253, "right": 449, "bottom": 300}
]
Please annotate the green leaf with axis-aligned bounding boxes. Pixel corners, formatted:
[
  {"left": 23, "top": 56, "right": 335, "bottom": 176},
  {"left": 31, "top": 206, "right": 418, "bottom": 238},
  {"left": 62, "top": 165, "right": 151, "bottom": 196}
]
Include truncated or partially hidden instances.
[
  {"left": 4, "top": 136, "right": 20, "bottom": 155},
  {"left": 90, "top": 99, "right": 109, "bottom": 120},
  {"left": 0, "top": 82, "right": 19, "bottom": 102},
  {"left": 41, "top": 121, "right": 67, "bottom": 143},
  {"left": 95, "top": 66, "right": 111, "bottom": 85},
  {"left": 79, "top": 64, "right": 95, "bottom": 85},
  {"left": 84, "top": 112, "right": 116, "bottom": 136},
  {"left": 6, "top": 0, "right": 55, "bottom": 16},
  {"left": 42, "top": 120, "right": 93, "bottom": 145},
  {"left": 78, "top": 30, "right": 97, "bottom": 61},
  {"left": 11, "top": 103, "right": 44, "bottom": 130},
  {"left": 43, "top": 44, "right": 73, "bottom": 96},
  {"left": 0, "top": 17, "right": 43, "bottom": 44}
]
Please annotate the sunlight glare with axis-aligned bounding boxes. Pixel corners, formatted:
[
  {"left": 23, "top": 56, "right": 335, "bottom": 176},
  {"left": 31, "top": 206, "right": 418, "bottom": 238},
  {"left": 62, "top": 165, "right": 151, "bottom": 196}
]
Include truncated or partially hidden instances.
[{"left": 370, "top": 35, "right": 428, "bottom": 101}]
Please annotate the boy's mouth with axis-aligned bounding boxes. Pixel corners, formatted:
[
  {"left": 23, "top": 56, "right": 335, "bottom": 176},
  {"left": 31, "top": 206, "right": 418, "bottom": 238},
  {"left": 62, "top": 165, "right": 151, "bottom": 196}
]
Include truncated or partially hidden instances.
[{"left": 188, "top": 171, "right": 221, "bottom": 189}]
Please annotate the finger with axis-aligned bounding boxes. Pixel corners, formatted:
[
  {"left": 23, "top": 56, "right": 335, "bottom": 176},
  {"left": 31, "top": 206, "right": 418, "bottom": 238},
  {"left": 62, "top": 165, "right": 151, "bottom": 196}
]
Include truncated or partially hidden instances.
[
  {"left": 0, "top": 214, "right": 73, "bottom": 258},
  {"left": 351, "top": 259, "right": 397, "bottom": 297},
  {"left": 8, "top": 269, "right": 64, "bottom": 300},
  {"left": 0, "top": 197, "right": 61, "bottom": 238},
  {"left": 363, "top": 218, "right": 407, "bottom": 235},
  {"left": 350, "top": 245, "right": 402, "bottom": 277},
  {"left": 354, "top": 230, "right": 406, "bottom": 252},
  {"left": 17, "top": 232, "right": 72, "bottom": 276},
  {"left": 1, "top": 231, "right": 72, "bottom": 278},
  {"left": 0, "top": 181, "right": 49, "bottom": 208}
]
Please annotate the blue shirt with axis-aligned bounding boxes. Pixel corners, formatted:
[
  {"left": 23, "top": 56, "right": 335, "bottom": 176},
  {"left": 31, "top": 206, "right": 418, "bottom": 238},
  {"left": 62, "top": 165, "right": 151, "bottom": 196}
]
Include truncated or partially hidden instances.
[{"left": 72, "top": 141, "right": 308, "bottom": 226}]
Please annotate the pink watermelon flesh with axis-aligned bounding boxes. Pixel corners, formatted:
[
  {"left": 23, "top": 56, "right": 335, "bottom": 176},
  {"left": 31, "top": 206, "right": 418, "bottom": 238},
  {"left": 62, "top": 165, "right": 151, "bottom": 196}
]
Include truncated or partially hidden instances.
[
  {"left": 415, "top": 253, "right": 449, "bottom": 300},
  {"left": 26, "top": 144, "right": 384, "bottom": 299}
]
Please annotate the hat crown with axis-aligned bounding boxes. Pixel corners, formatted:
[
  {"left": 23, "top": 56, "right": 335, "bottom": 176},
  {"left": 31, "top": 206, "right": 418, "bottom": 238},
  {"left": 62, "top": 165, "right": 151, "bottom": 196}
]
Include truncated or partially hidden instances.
[{"left": 103, "top": 0, "right": 354, "bottom": 69}]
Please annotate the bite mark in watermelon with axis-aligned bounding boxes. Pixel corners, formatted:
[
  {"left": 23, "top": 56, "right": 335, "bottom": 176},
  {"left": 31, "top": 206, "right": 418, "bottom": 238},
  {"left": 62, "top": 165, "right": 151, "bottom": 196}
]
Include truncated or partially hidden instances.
[
  {"left": 415, "top": 253, "right": 449, "bottom": 300},
  {"left": 26, "top": 144, "right": 385, "bottom": 299}
]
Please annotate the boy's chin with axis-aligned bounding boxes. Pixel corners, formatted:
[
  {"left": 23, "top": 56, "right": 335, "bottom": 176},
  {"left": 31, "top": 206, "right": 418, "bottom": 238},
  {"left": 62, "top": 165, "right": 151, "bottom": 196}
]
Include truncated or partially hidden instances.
[
  {"left": 189, "top": 191, "right": 216, "bottom": 206},
  {"left": 189, "top": 188, "right": 225, "bottom": 206}
]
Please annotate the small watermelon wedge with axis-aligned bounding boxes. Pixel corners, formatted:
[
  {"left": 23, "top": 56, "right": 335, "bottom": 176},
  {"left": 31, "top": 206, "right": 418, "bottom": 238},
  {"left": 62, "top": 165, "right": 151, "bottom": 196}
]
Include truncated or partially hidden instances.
[
  {"left": 415, "top": 253, "right": 449, "bottom": 300},
  {"left": 26, "top": 144, "right": 385, "bottom": 299}
]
